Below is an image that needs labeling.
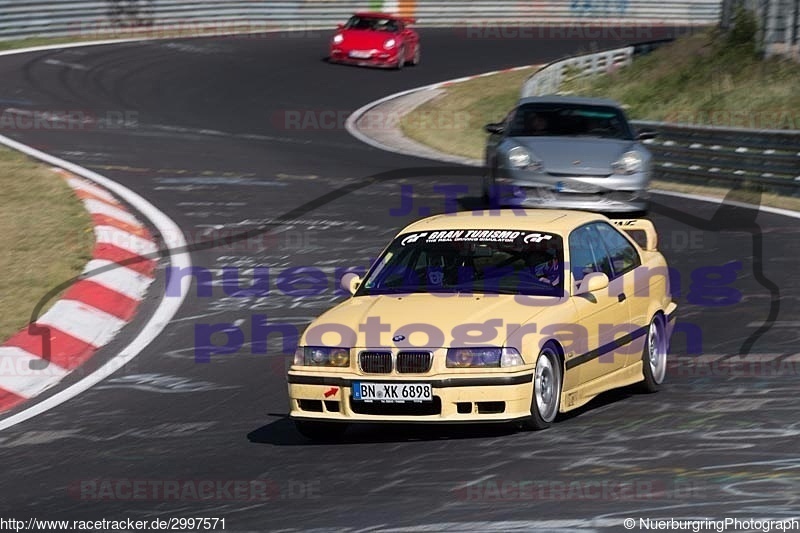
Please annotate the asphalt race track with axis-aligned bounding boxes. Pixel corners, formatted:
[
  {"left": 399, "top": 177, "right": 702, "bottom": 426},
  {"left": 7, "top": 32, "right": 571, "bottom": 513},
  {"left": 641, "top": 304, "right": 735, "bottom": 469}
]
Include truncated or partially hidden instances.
[{"left": 1, "top": 27, "right": 799, "bottom": 531}]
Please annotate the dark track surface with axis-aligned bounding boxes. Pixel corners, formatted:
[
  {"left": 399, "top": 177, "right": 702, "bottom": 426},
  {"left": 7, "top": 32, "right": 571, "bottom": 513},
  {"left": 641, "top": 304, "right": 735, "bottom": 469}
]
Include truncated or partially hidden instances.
[{"left": 0, "top": 28, "right": 799, "bottom": 531}]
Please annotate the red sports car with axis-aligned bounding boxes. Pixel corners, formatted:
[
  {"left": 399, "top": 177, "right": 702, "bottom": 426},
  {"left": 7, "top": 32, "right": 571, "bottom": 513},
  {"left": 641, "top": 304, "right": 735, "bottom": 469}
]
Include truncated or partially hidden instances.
[{"left": 329, "top": 12, "right": 420, "bottom": 69}]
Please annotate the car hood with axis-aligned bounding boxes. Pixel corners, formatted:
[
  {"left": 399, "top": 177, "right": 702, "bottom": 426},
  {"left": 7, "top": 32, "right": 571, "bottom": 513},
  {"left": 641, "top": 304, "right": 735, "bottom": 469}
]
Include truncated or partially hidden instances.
[
  {"left": 338, "top": 29, "right": 395, "bottom": 49},
  {"left": 300, "top": 293, "right": 573, "bottom": 348},
  {"left": 511, "top": 137, "right": 636, "bottom": 175}
]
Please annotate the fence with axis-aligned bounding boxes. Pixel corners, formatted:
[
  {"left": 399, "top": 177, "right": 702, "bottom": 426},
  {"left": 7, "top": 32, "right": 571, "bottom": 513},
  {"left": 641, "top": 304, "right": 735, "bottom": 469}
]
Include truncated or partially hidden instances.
[{"left": 0, "top": 1, "right": 722, "bottom": 41}]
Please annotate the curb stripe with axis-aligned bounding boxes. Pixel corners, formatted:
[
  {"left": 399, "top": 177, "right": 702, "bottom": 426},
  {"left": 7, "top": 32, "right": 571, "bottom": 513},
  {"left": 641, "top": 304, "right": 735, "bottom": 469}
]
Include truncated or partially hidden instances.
[
  {"left": 0, "top": 391, "right": 25, "bottom": 413},
  {"left": 62, "top": 280, "right": 140, "bottom": 321},
  {"left": 90, "top": 213, "right": 151, "bottom": 237},
  {"left": 64, "top": 176, "right": 118, "bottom": 204},
  {"left": 36, "top": 299, "right": 127, "bottom": 348},
  {"left": 0, "top": 347, "right": 69, "bottom": 399},
  {"left": 83, "top": 198, "right": 142, "bottom": 226},
  {"left": 91, "top": 243, "right": 156, "bottom": 277},
  {"left": 73, "top": 187, "right": 121, "bottom": 205},
  {"left": 82, "top": 259, "right": 153, "bottom": 300},
  {"left": 94, "top": 225, "right": 158, "bottom": 257},
  {"left": 3, "top": 328, "right": 97, "bottom": 370}
]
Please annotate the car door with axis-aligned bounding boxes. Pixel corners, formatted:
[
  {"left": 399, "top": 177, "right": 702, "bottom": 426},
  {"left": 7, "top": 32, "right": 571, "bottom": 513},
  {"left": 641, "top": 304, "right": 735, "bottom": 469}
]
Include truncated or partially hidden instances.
[
  {"left": 593, "top": 221, "right": 647, "bottom": 366},
  {"left": 568, "top": 224, "right": 631, "bottom": 384}
]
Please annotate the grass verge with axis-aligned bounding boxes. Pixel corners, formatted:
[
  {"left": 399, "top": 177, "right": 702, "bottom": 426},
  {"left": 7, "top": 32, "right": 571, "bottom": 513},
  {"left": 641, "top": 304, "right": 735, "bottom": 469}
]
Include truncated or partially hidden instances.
[
  {"left": 400, "top": 67, "right": 537, "bottom": 161},
  {"left": 0, "top": 146, "right": 94, "bottom": 342},
  {"left": 561, "top": 31, "right": 800, "bottom": 129}
]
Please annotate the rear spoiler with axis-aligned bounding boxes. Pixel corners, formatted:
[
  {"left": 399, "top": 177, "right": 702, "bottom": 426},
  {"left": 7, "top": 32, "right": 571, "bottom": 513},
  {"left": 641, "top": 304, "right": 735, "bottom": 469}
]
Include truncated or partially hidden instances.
[{"left": 611, "top": 219, "right": 658, "bottom": 251}]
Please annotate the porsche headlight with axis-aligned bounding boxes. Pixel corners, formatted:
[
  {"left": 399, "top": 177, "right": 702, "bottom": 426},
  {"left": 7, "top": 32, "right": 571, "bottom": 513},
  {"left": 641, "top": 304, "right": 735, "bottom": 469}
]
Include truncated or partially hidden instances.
[
  {"left": 507, "top": 146, "right": 543, "bottom": 171},
  {"left": 507, "top": 146, "right": 531, "bottom": 169},
  {"left": 332, "top": 34, "right": 344, "bottom": 44},
  {"left": 612, "top": 150, "right": 643, "bottom": 175},
  {"left": 446, "top": 347, "right": 524, "bottom": 368},
  {"left": 295, "top": 346, "right": 350, "bottom": 367},
  {"left": 383, "top": 38, "right": 396, "bottom": 49}
]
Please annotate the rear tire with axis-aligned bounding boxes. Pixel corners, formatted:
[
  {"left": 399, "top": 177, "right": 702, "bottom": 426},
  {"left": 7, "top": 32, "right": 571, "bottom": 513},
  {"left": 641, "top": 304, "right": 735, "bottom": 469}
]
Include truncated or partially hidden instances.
[
  {"left": 294, "top": 420, "right": 348, "bottom": 441},
  {"left": 638, "top": 315, "right": 667, "bottom": 393},
  {"left": 519, "top": 343, "right": 562, "bottom": 430}
]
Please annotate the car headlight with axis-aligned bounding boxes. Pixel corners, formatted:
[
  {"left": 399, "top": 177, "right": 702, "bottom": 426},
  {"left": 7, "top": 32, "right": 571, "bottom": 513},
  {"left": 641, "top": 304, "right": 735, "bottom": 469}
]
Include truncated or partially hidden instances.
[
  {"left": 294, "top": 346, "right": 350, "bottom": 367},
  {"left": 612, "top": 150, "right": 643, "bottom": 175},
  {"left": 332, "top": 34, "right": 344, "bottom": 44},
  {"left": 384, "top": 38, "right": 396, "bottom": 49},
  {"left": 446, "top": 347, "right": 524, "bottom": 368},
  {"left": 507, "top": 146, "right": 543, "bottom": 170}
]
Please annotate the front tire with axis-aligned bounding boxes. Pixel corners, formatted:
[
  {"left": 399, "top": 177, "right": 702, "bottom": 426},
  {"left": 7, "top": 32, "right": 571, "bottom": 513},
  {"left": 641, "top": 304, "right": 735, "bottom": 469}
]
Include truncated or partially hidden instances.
[
  {"left": 395, "top": 47, "right": 406, "bottom": 70},
  {"left": 638, "top": 315, "right": 667, "bottom": 393},
  {"left": 410, "top": 44, "right": 420, "bottom": 66},
  {"left": 520, "top": 344, "right": 562, "bottom": 430},
  {"left": 294, "top": 420, "right": 348, "bottom": 441}
]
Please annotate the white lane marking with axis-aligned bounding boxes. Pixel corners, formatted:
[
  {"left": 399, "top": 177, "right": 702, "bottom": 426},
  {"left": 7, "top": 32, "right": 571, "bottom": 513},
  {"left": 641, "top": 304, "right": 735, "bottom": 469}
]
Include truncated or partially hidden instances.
[
  {"left": 345, "top": 65, "right": 539, "bottom": 164},
  {"left": 82, "top": 198, "right": 142, "bottom": 227},
  {"left": 64, "top": 176, "right": 118, "bottom": 203},
  {"left": 0, "top": 347, "right": 69, "bottom": 398},
  {"left": 36, "top": 300, "right": 126, "bottom": 347},
  {"left": 82, "top": 259, "right": 153, "bottom": 299},
  {"left": 94, "top": 225, "right": 158, "bottom": 257},
  {"left": 0, "top": 133, "right": 191, "bottom": 432},
  {"left": 651, "top": 189, "right": 800, "bottom": 220},
  {"left": 42, "top": 58, "right": 88, "bottom": 70}
]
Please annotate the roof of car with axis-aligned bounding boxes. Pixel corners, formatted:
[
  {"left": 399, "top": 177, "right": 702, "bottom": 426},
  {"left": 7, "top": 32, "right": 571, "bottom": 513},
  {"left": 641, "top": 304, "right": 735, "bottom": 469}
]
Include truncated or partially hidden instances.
[
  {"left": 353, "top": 11, "right": 401, "bottom": 20},
  {"left": 399, "top": 209, "right": 607, "bottom": 235},
  {"left": 517, "top": 95, "right": 623, "bottom": 108}
]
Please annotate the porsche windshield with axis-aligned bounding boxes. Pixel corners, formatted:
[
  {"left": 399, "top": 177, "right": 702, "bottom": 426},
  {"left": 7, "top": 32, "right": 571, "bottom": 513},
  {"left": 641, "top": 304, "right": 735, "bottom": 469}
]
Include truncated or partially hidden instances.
[
  {"left": 344, "top": 16, "right": 399, "bottom": 32},
  {"left": 508, "top": 103, "right": 633, "bottom": 140},
  {"left": 357, "top": 229, "right": 564, "bottom": 296}
]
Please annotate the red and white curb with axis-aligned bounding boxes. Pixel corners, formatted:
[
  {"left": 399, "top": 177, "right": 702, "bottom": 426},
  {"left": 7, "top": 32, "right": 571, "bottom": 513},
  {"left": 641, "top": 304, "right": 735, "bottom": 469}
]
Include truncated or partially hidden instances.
[{"left": 0, "top": 169, "right": 157, "bottom": 413}]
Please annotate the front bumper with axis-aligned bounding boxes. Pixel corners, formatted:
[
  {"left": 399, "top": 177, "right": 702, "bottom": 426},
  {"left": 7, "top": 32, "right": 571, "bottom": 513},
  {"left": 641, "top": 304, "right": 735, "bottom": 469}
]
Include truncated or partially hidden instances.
[
  {"left": 493, "top": 168, "right": 651, "bottom": 213},
  {"left": 329, "top": 48, "right": 399, "bottom": 68},
  {"left": 287, "top": 371, "right": 534, "bottom": 423}
]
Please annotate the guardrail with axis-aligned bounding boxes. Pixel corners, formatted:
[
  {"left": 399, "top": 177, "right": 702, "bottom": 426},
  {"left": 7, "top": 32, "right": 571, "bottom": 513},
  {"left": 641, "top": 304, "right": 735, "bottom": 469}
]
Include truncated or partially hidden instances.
[
  {"left": 0, "top": 1, "right": 722, "bottom": 41},
  {"left": 633, "top": 121, "right": 800, "bottom": 196},
  {"left": 521, "top": 43, "right": 800, "bottom": 196}
]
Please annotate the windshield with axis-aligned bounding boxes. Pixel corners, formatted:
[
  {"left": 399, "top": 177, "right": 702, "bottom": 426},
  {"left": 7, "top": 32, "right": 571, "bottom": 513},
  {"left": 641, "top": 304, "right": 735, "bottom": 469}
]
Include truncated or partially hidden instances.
[
  {"left": 344, "top": 16, "right": 399, "bottom": 32},
  {"left": 356, "top": 229, "right": 564, "bottom": 297},
  {"left": 507, "top": 103, "right": 633, "bottom": 140}
]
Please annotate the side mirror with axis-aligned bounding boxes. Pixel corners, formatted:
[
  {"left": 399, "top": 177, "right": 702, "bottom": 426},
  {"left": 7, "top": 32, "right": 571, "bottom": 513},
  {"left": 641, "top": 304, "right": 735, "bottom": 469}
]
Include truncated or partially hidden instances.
[
  {"left": 336, "top": 23, "right": 344, "bottom": 30},
  {"left": 575, "top": 272, "right": 609, "bottom": 295},
  {"left": 484, "top": 122, "right": 505, "bottom": 135},
  {"left": 636, "top": 130, "right": 657, "bottom": 141},
  {"left": 340, "top": 273, "right": 362, "bottom": 295}
]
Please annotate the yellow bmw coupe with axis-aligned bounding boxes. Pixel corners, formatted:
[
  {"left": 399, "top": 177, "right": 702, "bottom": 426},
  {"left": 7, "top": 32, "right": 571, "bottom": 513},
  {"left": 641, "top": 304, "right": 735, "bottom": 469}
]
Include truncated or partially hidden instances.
[{"left": 287, "top": 209, "right": 676, "bottom": 440}]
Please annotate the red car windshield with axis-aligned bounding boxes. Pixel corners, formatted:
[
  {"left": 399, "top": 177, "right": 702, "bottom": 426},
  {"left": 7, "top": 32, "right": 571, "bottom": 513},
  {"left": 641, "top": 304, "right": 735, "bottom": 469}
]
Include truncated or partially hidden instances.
[{"left": 344, "top": 16, "right": 399, "bottom": 32}]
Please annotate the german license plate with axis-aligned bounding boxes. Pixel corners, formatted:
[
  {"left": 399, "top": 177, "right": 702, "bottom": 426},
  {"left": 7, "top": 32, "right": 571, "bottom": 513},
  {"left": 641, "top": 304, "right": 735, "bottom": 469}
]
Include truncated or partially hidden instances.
[
  {"left": 352, "top": 382, "right": 432, "bottom": 403},
  {"left": 555, "top": 180, "right": 600, "bottom": 193},
  {"left": 349, "top": 50, "right": 372, "bottom": 59}
]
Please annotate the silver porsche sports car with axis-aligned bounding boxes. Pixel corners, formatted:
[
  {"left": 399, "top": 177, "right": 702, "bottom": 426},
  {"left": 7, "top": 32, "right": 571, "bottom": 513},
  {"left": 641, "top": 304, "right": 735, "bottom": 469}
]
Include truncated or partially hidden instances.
[{"left": 483, "top": 96, "right": 656, "bottom": 213}]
